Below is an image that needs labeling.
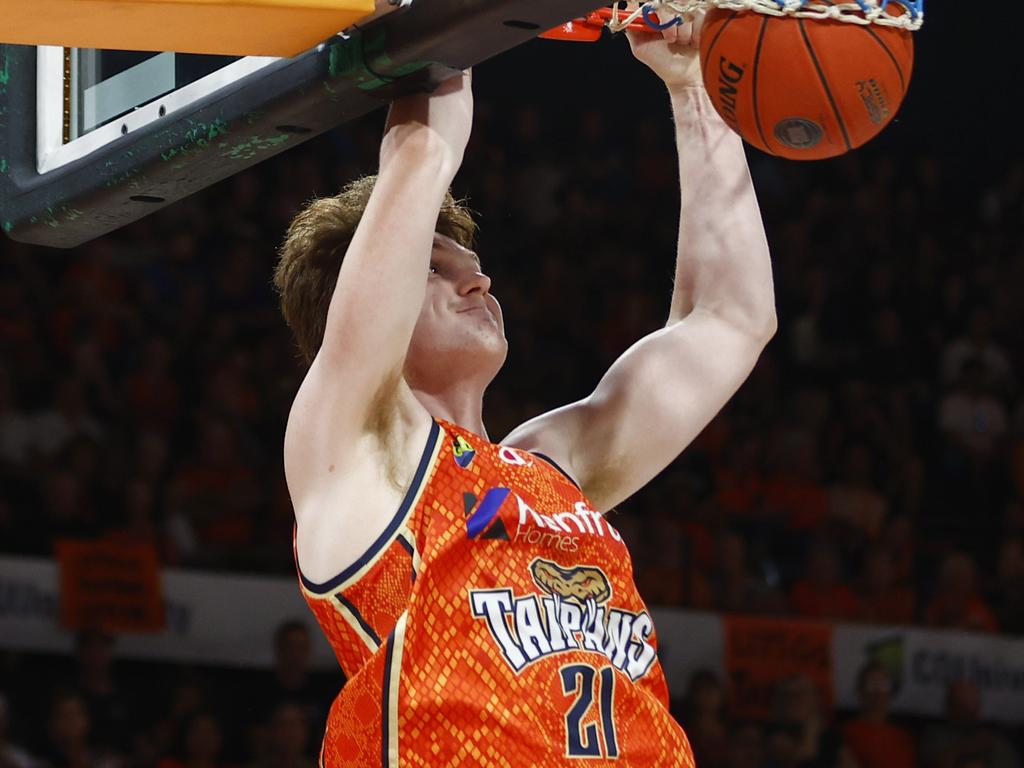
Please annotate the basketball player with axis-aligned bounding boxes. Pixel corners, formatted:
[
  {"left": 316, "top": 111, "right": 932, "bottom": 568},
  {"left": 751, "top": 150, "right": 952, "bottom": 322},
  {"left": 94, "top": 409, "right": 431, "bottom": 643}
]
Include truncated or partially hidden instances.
[{"left": 274, "top": 14, "right": 775, "bottom": 768}]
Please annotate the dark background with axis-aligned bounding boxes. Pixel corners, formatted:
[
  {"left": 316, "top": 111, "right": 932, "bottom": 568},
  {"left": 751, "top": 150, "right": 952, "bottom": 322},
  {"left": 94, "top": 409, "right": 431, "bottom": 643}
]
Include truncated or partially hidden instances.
[{"left": 2, "top": 8, "right": 1023, "bottom": 768}]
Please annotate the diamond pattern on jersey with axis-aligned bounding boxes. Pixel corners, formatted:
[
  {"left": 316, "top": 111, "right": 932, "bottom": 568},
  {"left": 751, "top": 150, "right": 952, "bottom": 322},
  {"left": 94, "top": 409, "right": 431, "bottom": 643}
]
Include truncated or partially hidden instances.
[{"left": 298, "top": 420, "right": 694, "bottom": 767}]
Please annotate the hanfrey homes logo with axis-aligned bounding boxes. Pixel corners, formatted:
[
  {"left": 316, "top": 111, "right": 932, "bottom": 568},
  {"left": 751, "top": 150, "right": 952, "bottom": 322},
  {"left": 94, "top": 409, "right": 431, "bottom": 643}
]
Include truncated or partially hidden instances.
[
  {"left": 463, "top": 487, "right": 623, "bottom": 553},
  {"left": 470, "top": 558, "right": 657, "bottom": 681}
]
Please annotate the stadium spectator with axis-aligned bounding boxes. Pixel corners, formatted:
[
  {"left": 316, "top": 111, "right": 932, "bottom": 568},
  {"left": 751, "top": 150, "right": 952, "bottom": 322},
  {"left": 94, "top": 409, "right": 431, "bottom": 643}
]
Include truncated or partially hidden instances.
[
  {"left": 924, "top": 552, "right": 999, "bottom": 633},
  {"left": 0, "top": 692, "right": 39, "bottom": 768},
  {"left": 723, "top": 721, "right": 766, "bottom": 768},
  {"left": 248, "top": 704, "right": 312, "bottom": 768},
  {"left": 72, "top": 631, "right": 137, "bottom": 756},
  {"left": 789, "top": 540, "right": 860, "bottom": 621},
  {"left": 0, "top": 366, "right": 33, "bottom": 469},
  {"left": 941, "top": 307, "right": 1014, "bottom": 397},
  {"left": 840, "top": 661, "right": 916, "bottom": 768},
  {"left": 993, "top": 537, "right": 1024, "bottom": 635},
  {"left": 164, "top": 420, "right": 260, "bottom": 567},
  {"left": 705, "top": 528, "right": 784, "bottom": 615},
  {"left": 855, "top": 545, "right": 915, "bottom": 625},
  {"left": 828, "top": 443, "right": 888, "bottom": 544},
  {"left": 919, "top": 680, "right": 1021, "bottom": 768},
  {"left": 155, "top": 712, "right": 229, "bottom": 768},
  {"left": 37, "top": 689, "right": 121, "bottom": 768},
  {"left": 136, "top": 676, "right": 210, "bottom": 768},
  {"left": 768, "top": 676, "right": 854, "bottom": 768},
  {"left": 28, "top": 380, "right": 104, "bottom": 463},
  {"left": 245, "top": 621, "right": 330, "bottom": 753},
  {"left": 679, "top": 670, "right": 729, "bottom": 768},
  {"left": 122, "top": 338, "right": 181, "bottom": 434},
  {"left": 939, "top": 358, "right": 1009, "bottom": 463},
  {"left": 763, "top": 433, "right": 829, "bottom": 533}
]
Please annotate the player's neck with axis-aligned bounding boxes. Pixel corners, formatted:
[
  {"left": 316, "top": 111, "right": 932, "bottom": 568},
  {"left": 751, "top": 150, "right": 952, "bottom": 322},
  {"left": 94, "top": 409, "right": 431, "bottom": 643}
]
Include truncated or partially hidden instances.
[{"left": 411, "top": 384, "right": 487, "bottom": 440}]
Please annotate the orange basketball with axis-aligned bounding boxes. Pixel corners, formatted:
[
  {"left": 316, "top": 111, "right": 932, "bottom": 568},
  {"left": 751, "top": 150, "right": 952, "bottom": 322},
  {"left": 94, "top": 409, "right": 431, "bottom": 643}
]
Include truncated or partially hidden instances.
[{"left": 699, "top": 6, "right": 914, "bottom": 160}]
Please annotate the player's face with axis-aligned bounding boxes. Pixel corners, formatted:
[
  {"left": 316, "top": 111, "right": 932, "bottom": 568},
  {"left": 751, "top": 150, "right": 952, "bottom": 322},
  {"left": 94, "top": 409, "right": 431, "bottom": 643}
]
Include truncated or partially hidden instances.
[{"left": 406, "top": 234, "right": 507, "bottom": 382}]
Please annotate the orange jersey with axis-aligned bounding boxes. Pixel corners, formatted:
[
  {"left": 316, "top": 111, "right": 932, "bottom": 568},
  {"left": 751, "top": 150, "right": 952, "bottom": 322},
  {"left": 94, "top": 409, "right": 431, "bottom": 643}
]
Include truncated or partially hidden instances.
[{"left": 297, "top": 419, "right": 694, "bottom": 767}]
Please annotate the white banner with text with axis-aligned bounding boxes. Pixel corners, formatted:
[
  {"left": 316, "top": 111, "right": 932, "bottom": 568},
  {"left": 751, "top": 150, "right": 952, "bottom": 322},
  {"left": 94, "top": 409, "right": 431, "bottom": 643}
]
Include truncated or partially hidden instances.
[{"left": 1, "top": 555, "right": 1021, "bottom": 722}]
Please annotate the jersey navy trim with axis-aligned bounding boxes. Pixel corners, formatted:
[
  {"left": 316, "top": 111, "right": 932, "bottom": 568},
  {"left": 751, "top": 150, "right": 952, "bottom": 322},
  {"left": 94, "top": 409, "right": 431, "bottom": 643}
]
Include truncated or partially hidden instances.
[
  {"left": 395, "top": 532, "right": 414, "bottom": 556},
  {"left": 532, "top": 451, "right": 581, "bottom": 490},
  {"left": 298, "top": 419, "right": 440, "bottom": 595},
  {"left": 335, "top": 593, "right": 382, "bottom": 648},
  {"left": 395, "top": 533, "right": 417, "bottom": 583}
]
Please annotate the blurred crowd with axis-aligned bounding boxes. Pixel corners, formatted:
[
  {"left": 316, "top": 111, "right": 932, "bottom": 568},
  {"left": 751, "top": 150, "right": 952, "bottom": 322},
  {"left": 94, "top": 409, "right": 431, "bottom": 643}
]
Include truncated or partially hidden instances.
[
  {"left": 1, "top": 39, "right": 1024, "bottom": 636},
  {"left": 0, "top": 29, "right": 1023, "bottom": 768},
  {"left": 1, "top": 624, "right": 1021, "bottom": 768}
]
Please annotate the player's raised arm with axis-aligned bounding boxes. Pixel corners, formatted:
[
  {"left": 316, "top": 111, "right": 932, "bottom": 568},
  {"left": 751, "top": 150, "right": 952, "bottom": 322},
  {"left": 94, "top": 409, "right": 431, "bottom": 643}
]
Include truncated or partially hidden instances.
[
  {"left": 504, "top": 21, "right": 777, "bottom": 510},
  {"left": 277, "top": 73, "right": 473, "bottom": 504},
  {"left": 632, "top": 20, "right": 775, "bottom": 331}
]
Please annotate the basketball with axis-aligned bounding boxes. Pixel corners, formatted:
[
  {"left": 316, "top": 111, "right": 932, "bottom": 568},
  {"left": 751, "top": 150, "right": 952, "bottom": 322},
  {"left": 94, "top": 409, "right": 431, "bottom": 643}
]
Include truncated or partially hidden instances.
[{"left": 700, "top": 6, "right": 914, "bottom": 160}]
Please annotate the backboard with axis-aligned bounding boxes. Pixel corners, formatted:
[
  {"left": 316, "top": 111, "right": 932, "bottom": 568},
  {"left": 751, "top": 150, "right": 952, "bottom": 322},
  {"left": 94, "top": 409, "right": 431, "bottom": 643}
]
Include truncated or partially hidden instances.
[{"left": 0, "top": 0, "right": 603, "bottom": 248}]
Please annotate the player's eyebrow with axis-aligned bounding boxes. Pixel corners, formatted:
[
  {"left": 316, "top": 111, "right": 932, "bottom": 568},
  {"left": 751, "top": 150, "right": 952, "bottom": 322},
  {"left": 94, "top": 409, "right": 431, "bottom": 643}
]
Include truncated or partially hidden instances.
[{"left": 433, "top": 233, "right": 482, "bottom": 270}]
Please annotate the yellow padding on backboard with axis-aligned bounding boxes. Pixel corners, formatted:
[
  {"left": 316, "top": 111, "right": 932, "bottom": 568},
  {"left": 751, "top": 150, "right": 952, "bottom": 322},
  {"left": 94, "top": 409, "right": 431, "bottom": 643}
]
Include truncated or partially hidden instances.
[{"left": 0, "top": 0, "right": 377, "bottom": 56}]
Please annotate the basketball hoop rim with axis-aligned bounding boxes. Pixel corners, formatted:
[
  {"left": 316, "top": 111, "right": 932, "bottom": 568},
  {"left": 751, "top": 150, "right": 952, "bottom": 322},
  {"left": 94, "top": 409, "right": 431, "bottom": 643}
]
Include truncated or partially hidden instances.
[{"left": 595, "top": 0, "right": 924, "bottom": 35}]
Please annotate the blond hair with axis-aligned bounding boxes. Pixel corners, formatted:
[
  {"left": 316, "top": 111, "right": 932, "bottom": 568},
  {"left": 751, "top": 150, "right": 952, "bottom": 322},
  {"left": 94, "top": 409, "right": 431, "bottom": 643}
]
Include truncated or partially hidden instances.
[{"left": 274, "top": 175, "right": 477, "bottom": 364}]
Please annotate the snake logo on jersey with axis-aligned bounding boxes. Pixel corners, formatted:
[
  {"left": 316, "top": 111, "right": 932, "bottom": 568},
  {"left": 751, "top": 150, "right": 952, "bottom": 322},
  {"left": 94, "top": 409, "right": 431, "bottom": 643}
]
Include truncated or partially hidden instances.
[{"left": 470, "top": 557, "right": 658, "bottom": 681}]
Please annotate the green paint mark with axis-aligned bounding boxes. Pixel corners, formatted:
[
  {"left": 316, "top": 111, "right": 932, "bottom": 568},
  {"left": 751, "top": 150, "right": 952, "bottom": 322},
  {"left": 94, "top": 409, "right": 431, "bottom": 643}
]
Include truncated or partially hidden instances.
[
  {"left": 3, "top": 221, "right": 12, "bottom": 234},
  {"left": 20, "top": 205, "right": 85, "bottom": 231},
  {"left": 328, "top": 29, "right": 432, "bottom": 92},
  {"left": 222, "top": 134, "right": 290, "bottom": 161},
  {"left": 104, "top": 169, "right": 139, "bottom": 188},
  {"left": 0, "top": 55, "right": 10, "bottom": 87},
  {"left": 185, "top": 118, "right": 229, "bottom": 143},
  {"left": 0, "top": 158, "right": 7, "bottom": 175},
  {"left": 159, "top": 118, "right": 229, "bottom": 165},
  {"left": 328, "top": 40, "right": 346, "bottom": 78},
  {"left": 328, "top": 32, "right": 390, "bottom": 91}
]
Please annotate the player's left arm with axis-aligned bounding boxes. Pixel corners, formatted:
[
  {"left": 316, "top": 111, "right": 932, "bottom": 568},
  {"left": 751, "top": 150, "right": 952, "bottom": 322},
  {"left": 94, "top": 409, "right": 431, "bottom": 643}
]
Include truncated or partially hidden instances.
[{"left": 504, "top": 17, "right": 777, "bottom": 511}]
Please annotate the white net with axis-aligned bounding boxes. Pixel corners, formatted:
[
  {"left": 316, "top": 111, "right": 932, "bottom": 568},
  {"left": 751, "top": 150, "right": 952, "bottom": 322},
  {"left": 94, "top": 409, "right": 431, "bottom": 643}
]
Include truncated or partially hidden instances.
[{"left": 606, "top": 0, "right": 925, "bottom": 32}]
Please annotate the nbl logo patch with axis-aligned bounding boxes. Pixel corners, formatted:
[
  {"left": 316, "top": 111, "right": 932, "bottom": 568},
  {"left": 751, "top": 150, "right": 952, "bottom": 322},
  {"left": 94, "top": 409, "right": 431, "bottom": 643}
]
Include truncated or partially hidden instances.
[{"left": 452, "top": 435, "right": 476, "bottom": 468}]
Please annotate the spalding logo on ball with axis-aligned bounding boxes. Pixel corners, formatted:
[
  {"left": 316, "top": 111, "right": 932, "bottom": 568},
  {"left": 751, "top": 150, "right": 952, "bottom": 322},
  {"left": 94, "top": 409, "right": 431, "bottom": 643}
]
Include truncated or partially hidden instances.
[{"left": 699, "top": 1, "right": 915, "bottom": 160}]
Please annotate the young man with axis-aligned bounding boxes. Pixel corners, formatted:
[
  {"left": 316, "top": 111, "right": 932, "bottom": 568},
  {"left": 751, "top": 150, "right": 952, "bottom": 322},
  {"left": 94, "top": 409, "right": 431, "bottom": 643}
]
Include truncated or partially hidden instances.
[{"left": 274, "top": 16, "right": 775, "bottom": 768}]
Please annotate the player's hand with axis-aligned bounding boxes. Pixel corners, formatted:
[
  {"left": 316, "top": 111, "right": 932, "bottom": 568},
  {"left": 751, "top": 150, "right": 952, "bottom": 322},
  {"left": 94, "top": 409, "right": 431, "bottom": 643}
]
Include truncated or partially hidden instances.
[
  {"left": 626, "top": 8, "right": 704, "bottom": 90},
  {"left": 382, "top": 69, "right": 473, "bottom": 177}
]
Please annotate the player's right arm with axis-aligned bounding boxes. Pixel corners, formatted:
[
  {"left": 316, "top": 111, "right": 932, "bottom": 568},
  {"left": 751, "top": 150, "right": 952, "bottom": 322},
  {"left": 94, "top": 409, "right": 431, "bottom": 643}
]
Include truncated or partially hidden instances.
[{"left": 283, "top": 73, "right": 473, "bottom": 551}]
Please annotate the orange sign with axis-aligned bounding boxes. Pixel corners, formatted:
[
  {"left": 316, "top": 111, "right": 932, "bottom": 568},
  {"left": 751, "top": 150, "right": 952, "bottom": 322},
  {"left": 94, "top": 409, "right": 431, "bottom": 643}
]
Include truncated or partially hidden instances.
[
  {"left": 55, "top": 538, "right": 165, "bottom": 633},
  {"left": 724, "top": 615, "right": 833, "bottom": 720}
]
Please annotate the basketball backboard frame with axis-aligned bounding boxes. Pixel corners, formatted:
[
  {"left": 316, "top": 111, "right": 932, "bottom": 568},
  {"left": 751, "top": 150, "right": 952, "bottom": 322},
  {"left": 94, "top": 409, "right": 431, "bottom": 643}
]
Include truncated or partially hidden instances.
[{"left": 1, "top": 0, "right": 603, "bottom": 248}]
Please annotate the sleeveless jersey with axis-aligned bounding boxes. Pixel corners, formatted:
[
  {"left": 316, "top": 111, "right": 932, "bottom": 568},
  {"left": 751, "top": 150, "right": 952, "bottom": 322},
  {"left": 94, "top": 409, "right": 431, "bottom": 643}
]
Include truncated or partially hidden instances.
[{"left": 296, "top": 419, "right": 694, "bottom": 767}]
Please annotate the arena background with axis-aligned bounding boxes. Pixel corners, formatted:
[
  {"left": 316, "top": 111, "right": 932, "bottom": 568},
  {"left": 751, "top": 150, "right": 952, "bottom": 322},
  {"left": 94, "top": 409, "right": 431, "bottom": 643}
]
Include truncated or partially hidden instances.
[{"left": 2, "top": 7, "right": 1024, "bottom": 768}]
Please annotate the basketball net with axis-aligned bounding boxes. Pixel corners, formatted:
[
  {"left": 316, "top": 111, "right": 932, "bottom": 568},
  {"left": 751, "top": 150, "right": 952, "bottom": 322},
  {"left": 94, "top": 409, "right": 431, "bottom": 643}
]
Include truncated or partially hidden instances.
[{"left": 605, "top": 0, "right": 924, "bottom": 32}]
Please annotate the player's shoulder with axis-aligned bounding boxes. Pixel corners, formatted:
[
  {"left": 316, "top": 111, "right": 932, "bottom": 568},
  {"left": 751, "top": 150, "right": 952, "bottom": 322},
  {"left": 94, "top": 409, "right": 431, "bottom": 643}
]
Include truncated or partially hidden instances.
[
  {"left": 500, "top": 403, "right": 586, "bottom": 487},
  {"left": 289, "top": 384, "right": 434, "bottom": 583}
]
